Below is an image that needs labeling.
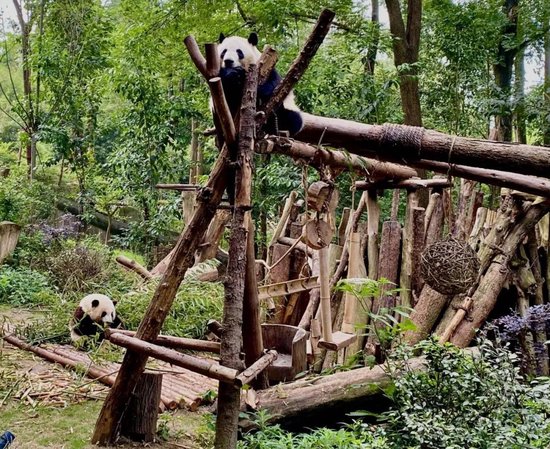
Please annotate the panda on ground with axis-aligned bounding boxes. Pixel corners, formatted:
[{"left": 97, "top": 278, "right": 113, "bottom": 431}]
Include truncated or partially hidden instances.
[
  {"left": 69, "top": 293, "right": 124, "bottom": 344},
  {"left": 216, "top": 32, "right": 303, "bottom": 137}
]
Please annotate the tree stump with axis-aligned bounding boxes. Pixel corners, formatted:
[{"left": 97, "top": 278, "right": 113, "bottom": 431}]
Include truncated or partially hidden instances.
[{"left": 119, "top": 372, "right": 162, "bottom": 443}]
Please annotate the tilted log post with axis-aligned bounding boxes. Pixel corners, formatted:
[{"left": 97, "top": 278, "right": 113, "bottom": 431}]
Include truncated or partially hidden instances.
[
  {"left": 91, "top": 38, "right": 232, "bottom": 446},
  {"left": 449, "top": 199, "right": 550, "bottom": 347}
]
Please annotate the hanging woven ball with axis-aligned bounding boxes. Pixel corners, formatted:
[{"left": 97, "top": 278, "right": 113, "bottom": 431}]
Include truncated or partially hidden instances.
[{"left": 421, "top": 237, "right": 480, "bottom": 295}]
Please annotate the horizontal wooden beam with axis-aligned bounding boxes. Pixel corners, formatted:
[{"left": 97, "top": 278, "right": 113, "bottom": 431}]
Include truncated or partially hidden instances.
[
  {"left": 258, "top": 276, "right": 319, "bottom": 301},
  {"left": 108, "top": 329, "right": 221, "bottom": 353},
  {"left": 296, "top": 113, "right": 550, "bottom": 180},
  {"left": 355, "top": 178, "right": 452, "bottom": 191},
  {"left": 258, "top": 137, "right": 417, "bottom": 181},
  {"left": 105, "top": 330, "right": 237, "bottom": 384},
  {"left": 156, "top": 184, "right": 200, "bottom": 191}
]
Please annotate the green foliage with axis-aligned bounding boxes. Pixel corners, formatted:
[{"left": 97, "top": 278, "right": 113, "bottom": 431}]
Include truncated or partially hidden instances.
[
  {"left": 116, "top": 279, "right": 224, "bottom": 339},
  {"left": 335, "top": 278, "right": 412, "bottom": 365},
  {"left": 0, "top": 266, "right": 58, "bottom": 306},
  {"left": 0, "top": 168, "right": 56, "bottom": 225},
  {"left": 380, "top": 338, "right": 550, "bottom": 449},
  {"left": 239, "top": 412, "right": 389, "bottom": 449},
  {"left": 240, "top": 339, "right": 550, "bottom": 449}
]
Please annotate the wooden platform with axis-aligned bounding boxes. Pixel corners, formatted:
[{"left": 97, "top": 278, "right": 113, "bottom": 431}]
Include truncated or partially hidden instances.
[{"left": 3, "top": 334, "right": 218, "bottom": 412}]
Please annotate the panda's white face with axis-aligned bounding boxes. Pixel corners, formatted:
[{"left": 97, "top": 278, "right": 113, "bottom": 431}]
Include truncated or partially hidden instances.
[
  {"left": 218, "top": 35, "right": 261, "bottom": 70},
  {"left": 80, "top": 294, "right": 116, "bottom": 326}
]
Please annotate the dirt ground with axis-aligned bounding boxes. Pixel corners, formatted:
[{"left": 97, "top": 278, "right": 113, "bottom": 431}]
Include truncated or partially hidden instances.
[{"left": 0, "top": 306, "right": 213, "bottom": 449}]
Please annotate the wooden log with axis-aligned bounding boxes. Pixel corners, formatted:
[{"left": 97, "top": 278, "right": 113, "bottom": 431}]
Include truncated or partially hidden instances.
[
  {"left": 364, "top": 220, "right": 401, "bottom": 357},
  {"left": 258, "top": 137, "right": 417, "bottom": 181},
  {"left": 196, "top": 209, "right": 231, "bottom": 264},
  {"left": 235, "top": 350, "right": 278, "bottom": 387},
  {"left": 155, "top": 184, "right": 200, "bottom": 191},
  {"left": 259, "top": 277, "right": 319, "bottom": 301},
  {"left": 105, "top": 331, "right": 238, "bottom": 383},
  {"left": 403, "top": 285, "right": 450, "bottom": 345},
  {"left": 109, "top": 330, "right": 220, "bottom": 353},
  {"left": 296, "top": 114, "right": 550, "bottom": 179},
  {"left": 256, "top": 8, "right": 335, "bottom": 130},
  {"left": 399, "top": 191, "right": 418, "bottom": 310},
  {"left": 424, "top": 192, "right": 444, "bottom": 248},
  {"left": 415, "top": 160, "right": 550, "bottom": 199},
  {"left": 338, "top": 208, "right": 351, "bottom": 244},
  {"left": 377, "top": 221, "right": 402, "bottom": 302},
  {"left": 355, "top": 178, "right": 451, "bottom": 190},
  {"left": 115, "top": 256, "right": 153, "bottom": 280},
  {"left": 183, "top": 36, "right": 209, "bottom": 79},
  {"left": 214, "top": 62, "right": 259, "bottom": 449},
  {"left": 276, "top": 237, "right": 313, "bottom": 256},
  {"left": 244, "top": 352, "right": 430, "bottom": 429},
  {"left": 411, "top": 207, "right": 426, "bottom": 296},
  {"left": 341, "top": 232, "right": 367, "bottom": 337},
  {"left": 243, "top": 215, "right": 268, "bottom": 389},
  {"left": 450, "top": 200, "right": 550, "bottom": 347},
  {"left": 209, "top": 77, "right": 237, "bottom": 147},
  {"left": 92, "top": 144, "right": 231, "bottom": 444},
  {"left": 268, "top": 192, "right": 298, "bottom": 260},
  {"left": 366, "top": 190, "right": 380, "bottom": 281},
  {"left": 120, "top": 372, "right": 162, "bottom": 443},
  {"left": 0, "top": 221, "right": 21, "bottom": 264},
  {"left": 453, "top": 179, "right": 476, "bottom": 241}
]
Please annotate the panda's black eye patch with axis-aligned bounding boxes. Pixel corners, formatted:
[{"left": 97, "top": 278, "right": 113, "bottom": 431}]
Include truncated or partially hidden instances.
[
  {"left": 220, "top": 49, "right": 227, "bottom": 58},
  {"left": 237, "top": 49, "right": 244, "bottom": 59},
  {"left": 102, "top": 311, "right": 107, "bottom": 318}
]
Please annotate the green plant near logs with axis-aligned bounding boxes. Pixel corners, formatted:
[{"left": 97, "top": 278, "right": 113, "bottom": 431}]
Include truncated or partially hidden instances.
[{"left": 335, "top": 278, "right": 414, "bottom": 366}]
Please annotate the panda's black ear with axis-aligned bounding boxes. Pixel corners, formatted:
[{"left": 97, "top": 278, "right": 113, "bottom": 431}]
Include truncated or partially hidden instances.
[
  {"left": 91, "top": 299, "right": 99, "bottom": 308},
  {"left": 248, "top": 32, "right": 258, "bottom": 46},
  {"left": 112, "top": 300, "right": 118, "bottom": 306},
  {"left": 219, "top": 33, "right": 226, "bottom": 43}
]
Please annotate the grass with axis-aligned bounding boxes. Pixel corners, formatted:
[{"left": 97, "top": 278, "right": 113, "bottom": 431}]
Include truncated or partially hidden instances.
[{"left": 1, "top": 401, "right": 212, "bottom": 449}]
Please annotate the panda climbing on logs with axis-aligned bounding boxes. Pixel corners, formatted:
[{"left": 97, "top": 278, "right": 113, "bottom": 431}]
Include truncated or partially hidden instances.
[
  {"left": 69, "top": 293, "right": 124, "bottom": 345},
  {"left": 216, "top": 32, "right": 304, "bottom": 137}
]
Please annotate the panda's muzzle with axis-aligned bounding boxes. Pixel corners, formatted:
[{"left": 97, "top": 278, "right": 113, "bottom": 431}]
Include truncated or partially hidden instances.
[{"left": 224, "top": 59, "right": 235, "bottom": 68}]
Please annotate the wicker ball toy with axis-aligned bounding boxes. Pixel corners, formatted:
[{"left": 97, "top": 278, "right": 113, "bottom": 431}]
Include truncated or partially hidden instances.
[{"left": 421, "top": 237, "right": 480, "bottom": 295}]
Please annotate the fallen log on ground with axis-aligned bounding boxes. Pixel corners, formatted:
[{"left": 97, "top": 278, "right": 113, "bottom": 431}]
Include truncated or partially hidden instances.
[{"left": 242, "top": 354, "right": 424, "bottom": 430}]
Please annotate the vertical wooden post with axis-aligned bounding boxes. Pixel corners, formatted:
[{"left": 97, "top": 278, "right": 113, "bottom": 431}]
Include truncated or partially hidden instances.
[
  {"left": 399, "top": 189, "right": 418, "bottom": 310},
  {"left": 318, "top": 246, "right": 333, "bottom": 343},
  {"left": 214, "top": 63, "right": 258, "bottom": 449},
  {"left": 243, "top": 215, "right": 269, "bottom": 389}
]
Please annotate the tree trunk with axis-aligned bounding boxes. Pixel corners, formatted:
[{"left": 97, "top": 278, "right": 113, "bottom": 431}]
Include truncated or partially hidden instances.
[
  {"left": 493, "top": 0, "right": 519, "bottom": 143},
  {"left": 364, "top": 0, "right": 380, "bottom": 75},
  {"left": 119, "top": 372, "right": 162, "bottom": 443}
]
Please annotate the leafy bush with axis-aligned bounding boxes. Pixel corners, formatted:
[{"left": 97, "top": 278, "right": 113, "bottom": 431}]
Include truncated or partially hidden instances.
[
  {"left": 380, "top": 338, "right": 550, "bottom": 449},
  {"left": 0, "top": 169, "right": 56, "bottom": 225},
  {"left": 0, "top": 267, "right": 58, "bottom": 306},
  {"left": 117, "top": 280, "right": 224, "bottom": 339},
  {"left": 47, "top": 245, "right": 105, "bottom": 292},
  {"left": 239, "top": 413, "right": 389, "bottom": 449},
  {"left": 240, "top": 339, "right": 550, "bottom": 449}
]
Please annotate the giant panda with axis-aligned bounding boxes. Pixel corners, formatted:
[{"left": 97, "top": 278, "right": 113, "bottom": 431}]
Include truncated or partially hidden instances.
[
  {"left": 216, "top": 32, "right": 303, "bottom": 137},
  {"left": 69, "top": 293, "right": 124, "bottom": 344}
]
